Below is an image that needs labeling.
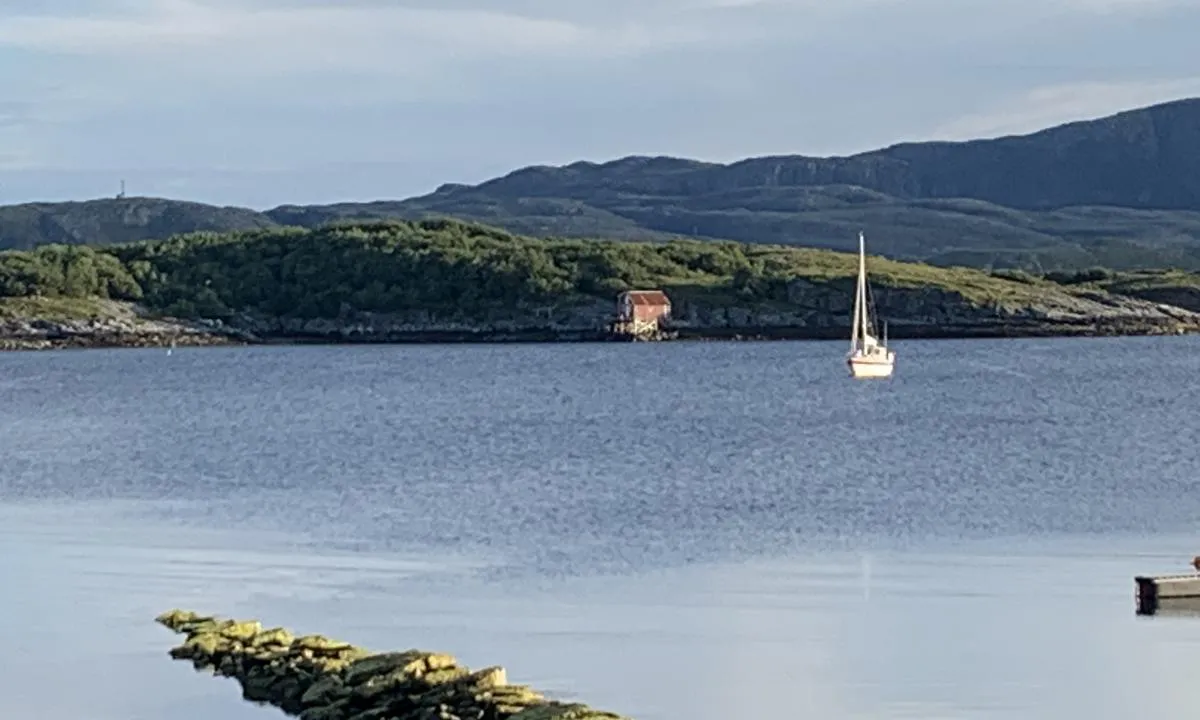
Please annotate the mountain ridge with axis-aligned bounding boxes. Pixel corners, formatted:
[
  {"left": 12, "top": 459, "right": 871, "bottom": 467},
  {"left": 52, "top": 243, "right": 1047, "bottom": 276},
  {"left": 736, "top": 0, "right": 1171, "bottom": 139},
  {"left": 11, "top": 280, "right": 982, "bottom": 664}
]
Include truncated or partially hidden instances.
[{"left": 3, "top": 97, "right": 1200, "bottom": 271}]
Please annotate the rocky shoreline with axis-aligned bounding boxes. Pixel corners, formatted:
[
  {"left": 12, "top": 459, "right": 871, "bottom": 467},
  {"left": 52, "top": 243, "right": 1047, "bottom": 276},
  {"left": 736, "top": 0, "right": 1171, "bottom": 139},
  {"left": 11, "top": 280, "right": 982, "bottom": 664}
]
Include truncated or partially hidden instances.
[
  {"left": 0, "top": 312, "right": 251, "bottom": 351},
  {"left": 3, "top": 282, "right": 1200, "bottom": 350},
  {"left": 2, "top": 317, "right": 1197, "bottom": 351},
  {"left": 241, "top": 319, "right": 1200, "bottom": 345},
  {"left": 157, "top": 609, "right": 627, "bottom": 720}
]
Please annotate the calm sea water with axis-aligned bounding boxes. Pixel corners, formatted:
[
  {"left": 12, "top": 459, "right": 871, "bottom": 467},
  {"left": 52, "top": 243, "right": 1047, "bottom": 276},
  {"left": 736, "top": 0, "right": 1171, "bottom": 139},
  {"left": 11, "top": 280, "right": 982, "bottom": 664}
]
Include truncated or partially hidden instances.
[{"left": 3, "top": 338, "right": 1200, "bottom": 719}]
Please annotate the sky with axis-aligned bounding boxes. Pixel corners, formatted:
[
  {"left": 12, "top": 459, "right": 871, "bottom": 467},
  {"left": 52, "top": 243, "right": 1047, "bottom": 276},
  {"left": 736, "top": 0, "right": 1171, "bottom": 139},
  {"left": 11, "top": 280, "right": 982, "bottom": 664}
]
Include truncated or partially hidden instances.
[{"left": 0, "top": 0, "right": 1198, "bottom": 209}]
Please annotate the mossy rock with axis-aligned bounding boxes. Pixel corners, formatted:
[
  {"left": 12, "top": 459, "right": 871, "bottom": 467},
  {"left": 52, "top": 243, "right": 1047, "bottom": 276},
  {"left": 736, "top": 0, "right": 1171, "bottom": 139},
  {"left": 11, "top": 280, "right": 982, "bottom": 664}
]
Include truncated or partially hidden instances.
[
  {"left": 247, "top": 646, "right": 290, "bottom": 662},
  {"left": 156, "top": 609, "right": 212, "bottom": 631},
  {"left": 218, "top": 620, "right": 263, "bottom": 641},
  {"left": 301, "top": 675, "right": 349, "bottom": 707},
  {"left": 344, "top": 652, "right": 434, "bottom": 685},
  {"left": 252, "top": 627, "right": 296, "bottom": 647},
  {"left": 486, "top": 686, "right": 545, "bottom": 704},
  {"left": 352, "top": 670, "right": 420, "bottom": 702},
  {"left": 294, "top": 634, "right": 357, "bottom": 653},
  {"left": 175, "top": 631, "right": 223, "bottom": 657},
  {"left": 464, "top": 666, "right": 507, "bottom": 689},
  {"left": 424, "top": 652, "right": 458, "bottom": 671},
  {"left": 422, "top": 667, "right": 471, "bottom": 686},
  {"left": 307, "top": 656, "right": 355, "bottom": 675},
  {"left": 331, "top": 646, "right": 373, "bottom": 663}
]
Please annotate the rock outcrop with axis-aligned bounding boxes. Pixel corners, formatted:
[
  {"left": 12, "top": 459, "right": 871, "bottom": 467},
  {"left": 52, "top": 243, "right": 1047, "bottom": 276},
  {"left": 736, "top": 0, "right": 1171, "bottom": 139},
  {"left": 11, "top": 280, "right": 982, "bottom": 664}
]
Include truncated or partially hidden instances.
[
  {"left": 5, "top": 277, "right": 1200, "bottom": 351},
  {"left": 215, "top": 278, "right": 1200, "bottom": 344},
  {"left": 659, "top": 277, "right": 1200, "bottom": 338},
  {"left": 0, "top": 314, "right": 249, "bottom": 350},
  {"left": 0, "top": 299, "right": 254, "bottom": 350},
  {"left": 156, "top": 609, "right": 629, "bottom": 720}
]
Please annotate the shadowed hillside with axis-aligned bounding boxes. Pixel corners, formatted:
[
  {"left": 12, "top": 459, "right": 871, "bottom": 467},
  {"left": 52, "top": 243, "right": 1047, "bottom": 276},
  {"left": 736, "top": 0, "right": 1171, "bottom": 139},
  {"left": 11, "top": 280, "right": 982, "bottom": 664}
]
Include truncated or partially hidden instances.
[
  {"left": 0, "top": 197, "right": 275, "bottom": 250},
  {"left": 4, "top": 98, "right": 1200, "bottom": 271}
]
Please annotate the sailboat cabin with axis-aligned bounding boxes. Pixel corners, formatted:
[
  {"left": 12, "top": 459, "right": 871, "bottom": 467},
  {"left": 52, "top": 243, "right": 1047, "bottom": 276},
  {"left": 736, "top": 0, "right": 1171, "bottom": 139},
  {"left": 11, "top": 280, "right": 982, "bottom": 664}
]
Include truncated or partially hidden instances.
[{"left": 616, "top": 290, "right": 671, "bottom": 329}]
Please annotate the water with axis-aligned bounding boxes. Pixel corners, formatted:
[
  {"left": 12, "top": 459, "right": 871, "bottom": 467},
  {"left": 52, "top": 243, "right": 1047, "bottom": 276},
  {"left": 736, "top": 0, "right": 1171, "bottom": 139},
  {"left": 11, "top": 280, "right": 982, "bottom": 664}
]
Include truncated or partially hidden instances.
[{"left": 3, "top": 338, "right": 1200, "bottom": 719}]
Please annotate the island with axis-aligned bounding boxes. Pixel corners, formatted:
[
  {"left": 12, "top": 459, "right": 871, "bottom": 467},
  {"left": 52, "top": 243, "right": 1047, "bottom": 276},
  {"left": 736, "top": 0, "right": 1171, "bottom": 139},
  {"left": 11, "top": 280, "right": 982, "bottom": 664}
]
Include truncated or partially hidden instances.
[{"left": 2, "top": 218, "right": 1200, "bottom": 350}]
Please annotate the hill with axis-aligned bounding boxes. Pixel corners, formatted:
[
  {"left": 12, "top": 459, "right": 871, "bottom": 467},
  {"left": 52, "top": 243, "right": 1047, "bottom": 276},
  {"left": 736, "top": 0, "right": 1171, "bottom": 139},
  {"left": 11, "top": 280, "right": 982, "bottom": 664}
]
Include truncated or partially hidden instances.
[
  {"left": 0, "top": 197, "right": 275, "bottom": 251},
  {"left": 1, "top": 219, "right": 1198, "bottom": 349},
  {"left": 3, "top": 98, "right": 1200, "bottom": 271}
]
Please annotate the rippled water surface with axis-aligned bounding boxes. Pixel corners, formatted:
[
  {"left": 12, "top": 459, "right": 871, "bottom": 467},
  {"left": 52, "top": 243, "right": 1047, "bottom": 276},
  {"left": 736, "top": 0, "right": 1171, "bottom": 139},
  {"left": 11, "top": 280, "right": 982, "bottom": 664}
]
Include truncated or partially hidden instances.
[{"left": 3, "top": 338, "right": 1200, "bottom": 719}]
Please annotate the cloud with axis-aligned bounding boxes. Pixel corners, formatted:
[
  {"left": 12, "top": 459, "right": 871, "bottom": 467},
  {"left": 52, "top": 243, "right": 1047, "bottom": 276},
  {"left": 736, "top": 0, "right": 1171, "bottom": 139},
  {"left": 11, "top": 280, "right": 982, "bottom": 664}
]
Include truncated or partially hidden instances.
[
  {"left": 0, "top": 98, "right": 63, "bottom": 170},
  {"left": 0, "top": 0, "right": 805, "bottom": 115},
  {"left": 0, "top": 140, "right": 38, "bottom": 170},
  {"left": 0, "top": 0, "right": 719, "bottom": 66},
  {"left": 1, "top": 0, "right": 1198, "bottom": 202},
  {"left": 0, "top": 0, "right": 1178, "bottom": 78},
  {"left": 0, "top": 4, "right": 564, "bottom": 56},
  {"left": 0, "top": 102, "right": 31, "bottom": 129},
  {"left": 1053, "top": 0, "right": 1183, "bottom": 13},
  {"left": 929, "top": 77, "right": 1200, "bottom": 140}
]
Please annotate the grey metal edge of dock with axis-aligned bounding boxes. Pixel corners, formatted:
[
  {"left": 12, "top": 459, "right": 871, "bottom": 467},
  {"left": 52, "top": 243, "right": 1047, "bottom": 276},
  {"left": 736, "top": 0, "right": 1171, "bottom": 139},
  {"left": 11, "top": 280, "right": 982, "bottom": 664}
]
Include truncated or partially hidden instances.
[{"left": 1135, "top": 574, "right": 1200, "bottom": 615}]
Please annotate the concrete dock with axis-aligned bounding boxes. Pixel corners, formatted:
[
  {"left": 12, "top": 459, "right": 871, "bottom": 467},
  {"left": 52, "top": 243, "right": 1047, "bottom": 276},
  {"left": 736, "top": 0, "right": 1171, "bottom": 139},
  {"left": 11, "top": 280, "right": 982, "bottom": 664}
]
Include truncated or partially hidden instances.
[{"left": 1135, "top": 574, "right": 1200, "bottom": 615}]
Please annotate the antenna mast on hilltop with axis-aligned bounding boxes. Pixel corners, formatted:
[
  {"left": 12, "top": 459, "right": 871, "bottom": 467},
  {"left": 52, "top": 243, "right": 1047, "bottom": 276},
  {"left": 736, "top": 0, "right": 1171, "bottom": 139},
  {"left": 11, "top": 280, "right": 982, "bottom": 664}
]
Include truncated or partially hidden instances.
[{"left": 117, "top": 179, "right": 126, "bottom": 199}]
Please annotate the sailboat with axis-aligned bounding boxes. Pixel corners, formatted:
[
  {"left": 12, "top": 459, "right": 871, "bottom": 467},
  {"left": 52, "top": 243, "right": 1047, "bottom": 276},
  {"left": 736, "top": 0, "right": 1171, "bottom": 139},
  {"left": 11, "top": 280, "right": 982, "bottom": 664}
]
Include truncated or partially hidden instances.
[{"left": 847, "top": 231, "right": 895, "bottom": 379}]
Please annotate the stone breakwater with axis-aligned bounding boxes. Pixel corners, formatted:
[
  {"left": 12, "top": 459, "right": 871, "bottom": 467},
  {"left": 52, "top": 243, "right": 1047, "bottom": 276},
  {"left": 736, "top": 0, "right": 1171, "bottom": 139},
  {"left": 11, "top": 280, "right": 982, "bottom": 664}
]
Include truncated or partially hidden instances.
[{"left": 156, "top": 609, "right": 629, "bottom": 720}]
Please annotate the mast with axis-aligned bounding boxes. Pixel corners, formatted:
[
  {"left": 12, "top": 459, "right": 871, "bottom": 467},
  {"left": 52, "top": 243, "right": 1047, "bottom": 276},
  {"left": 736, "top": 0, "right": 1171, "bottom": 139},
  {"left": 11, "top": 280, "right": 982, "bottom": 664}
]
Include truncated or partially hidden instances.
[
  {"left": 858, "top": 231, "right": 870, "bottom": 343},
  {"left": 850, "top": 232, "right": 862, "bottom": 351}
]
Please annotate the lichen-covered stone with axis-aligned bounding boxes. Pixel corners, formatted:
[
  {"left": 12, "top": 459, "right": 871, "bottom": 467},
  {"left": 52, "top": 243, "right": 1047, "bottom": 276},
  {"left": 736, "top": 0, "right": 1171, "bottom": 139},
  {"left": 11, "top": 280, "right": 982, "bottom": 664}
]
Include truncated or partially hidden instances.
[
  {"left": 157, "top": 609, "right": 632, "bottom": 720},
  {"left": 464, "top": 666, "right": 506, "bottom": 689},
  {"left": 295, "top": 635, "right": 355, "bottom": 653},
  {"left": 422, "top": 667, "right": 470, "bottom": 686},
  {"left": 423, "top": 653, "right": 458, "bottom": 672},
  {"left": 345, "top": 651, "right": 443, "bottom": 685},
  {"left": 487, "top": 686, "right": 545, "bottom": 705},
  {"left": 156, "top": 609, "right": 204, "bottom": 629},
  {"left": 253, "top": 627, "right": 296, "bottom": 647},
  {"left": 177, "top": 631, "right": 222, "bottom": 657},
  {"left": 205, "top": 619, "right": 260, "bottom": 640}
]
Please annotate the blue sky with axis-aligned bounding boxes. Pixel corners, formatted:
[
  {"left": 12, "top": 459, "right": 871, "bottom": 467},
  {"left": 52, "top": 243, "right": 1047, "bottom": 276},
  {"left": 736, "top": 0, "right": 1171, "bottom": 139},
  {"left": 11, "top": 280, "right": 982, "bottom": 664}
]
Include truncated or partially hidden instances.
[{"left": 1, "top": 0, "right": 1198, "bottom": 208}]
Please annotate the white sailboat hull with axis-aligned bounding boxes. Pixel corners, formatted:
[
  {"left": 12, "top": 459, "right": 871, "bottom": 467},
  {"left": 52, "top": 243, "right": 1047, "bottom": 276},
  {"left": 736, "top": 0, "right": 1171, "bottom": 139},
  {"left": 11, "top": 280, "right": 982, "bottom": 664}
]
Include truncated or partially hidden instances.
[{"left": 847, "top": 352, "right": 895, "bottom": 379}]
